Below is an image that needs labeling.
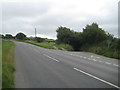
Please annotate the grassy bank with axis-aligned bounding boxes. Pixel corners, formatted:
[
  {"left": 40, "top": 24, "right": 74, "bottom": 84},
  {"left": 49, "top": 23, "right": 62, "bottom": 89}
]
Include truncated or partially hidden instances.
[
  {"left": 25, "top": 40, "right": 73, "bottom": 51},
  {"left": 81, "top": 42, "right": 120, "bottom": 59},
  {"left": 2, "top": 40, "right": 15, "bottom": 88},
  {"left": 0, "top": 40, "right": 2, "bottom": 89}
]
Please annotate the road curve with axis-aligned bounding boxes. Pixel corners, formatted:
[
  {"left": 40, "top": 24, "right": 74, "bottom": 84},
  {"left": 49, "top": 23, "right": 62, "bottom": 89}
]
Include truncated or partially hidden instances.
[{"left": 14, "top": 41, "right": 119, "bottom": 88}]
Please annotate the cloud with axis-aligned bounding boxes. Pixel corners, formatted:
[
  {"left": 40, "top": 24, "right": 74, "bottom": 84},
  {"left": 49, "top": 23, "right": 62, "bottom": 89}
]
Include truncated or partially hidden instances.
[{"left": 2, "top": 0, "right": 119, "bottom": 39}]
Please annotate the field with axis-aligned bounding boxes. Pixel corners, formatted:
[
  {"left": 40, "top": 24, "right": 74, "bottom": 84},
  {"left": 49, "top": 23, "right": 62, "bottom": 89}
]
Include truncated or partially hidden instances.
[{"left": 2, "top": 40, "right": 15, "bottom": 88}]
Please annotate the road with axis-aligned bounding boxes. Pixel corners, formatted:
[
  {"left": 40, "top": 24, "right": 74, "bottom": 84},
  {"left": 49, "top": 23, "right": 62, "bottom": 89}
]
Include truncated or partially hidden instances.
[{"left": 14, "top": 41, "right": 119, "bottom": 88}]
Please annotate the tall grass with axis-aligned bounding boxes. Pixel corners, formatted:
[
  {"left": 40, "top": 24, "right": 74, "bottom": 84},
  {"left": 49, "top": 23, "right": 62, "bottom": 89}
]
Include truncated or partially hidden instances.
[{"left": 2, "top": 40, "right": 15, "bottom": 88}]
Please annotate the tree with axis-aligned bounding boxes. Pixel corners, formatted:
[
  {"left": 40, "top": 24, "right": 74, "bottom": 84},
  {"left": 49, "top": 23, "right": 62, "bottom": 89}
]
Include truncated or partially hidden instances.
[
  {"left": 56, "top": 26, "right": 74, "bottom": 44},
  {"left": 4, "top": 34, "right": 14, "bottom": 39},
  {"left": 56, "top": 23, "right": 117, "bottom": 51},
  {"left": 82, "top": 23, "right": 107, "bottom": 45},
  {"left": 15, "top": 32, "right": 26, "bottom": 40},
  {"left": 69, "top": 32, "right": 83, "bottom": 50},
  {"left": 56, "top": 26, "right": 83, "bottom": 50},
  {"left": 0, "top": 34, "right": 3, "bottom": 39},
  {"left": 35, "top": 37, "right": 45, "bottom": 43}
]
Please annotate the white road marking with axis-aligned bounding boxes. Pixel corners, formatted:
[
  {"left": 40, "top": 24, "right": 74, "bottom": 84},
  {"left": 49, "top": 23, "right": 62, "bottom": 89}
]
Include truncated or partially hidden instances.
[
  {"left": 69, "top": 54, "right": 118, "bottom": 67},
  {"left": 96, "top": 57, "right": 100, "bottom": 58},
  {"left": 43, "top": 54, "right": 59, "bottom": 62},
  {"left": 92, "top": 59, "right": 97, "bottom": 61},
  {"left": 73, "top": 68, "right": 120, "bottom": 89},
  {"left": 113, "top": 64, "right": 118, "bottom": 67},
  {"left": 91, "top": 55, "right": 93, "bottom": 57},
  {"left": 88, "top": 58, "right": 92, "bottom": 60},
  {"left": 105, "top": 62, "right": 111, "bottom": 65}
]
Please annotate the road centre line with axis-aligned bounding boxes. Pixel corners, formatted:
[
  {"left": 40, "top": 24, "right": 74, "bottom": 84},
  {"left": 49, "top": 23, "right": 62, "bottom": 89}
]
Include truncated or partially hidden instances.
[
  {"left": 88, "top": 58, "right": 92, "bottom": 60},
  {"left": 92, "top": 59, "right": 97, "bottom": 61},
  {"left": 105, "top": 62, "right": 111, "bottom": 65},
  {"left": 70, "top": 54, "right": 118, "bottom": 67},
  {"left": 113, "top": 64, "right": 118, "bottom": 67},
  {"left": 98, "top": 60, "right": 103, "bottom": 63},
  {"left": 34, "top": 49, "right": 119, "bottom": 67},
  {"left": 96, "top": 57, "right": 100, "bottom": 58},
  {"left": 43, "top": 54, "right": 59, "bottom": 62},
  {"left": 73, "top": 68, "right": 120, "bottom": 89}
]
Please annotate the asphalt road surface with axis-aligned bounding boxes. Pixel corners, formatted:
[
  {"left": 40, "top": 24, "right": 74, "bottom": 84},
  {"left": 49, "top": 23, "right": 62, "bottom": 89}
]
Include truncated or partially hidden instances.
[{"left": 14, "top": 41, "right": 119, "bottom": 88}]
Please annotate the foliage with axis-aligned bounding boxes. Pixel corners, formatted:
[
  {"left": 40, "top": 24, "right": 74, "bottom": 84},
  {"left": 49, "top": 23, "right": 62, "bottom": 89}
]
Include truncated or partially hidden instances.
[
  {"left": 1, "top": 34, "right": 14, "bottom": 39},
  {"left": 82, "top": 23, "right": 107, "bottom": 45},
  {"left": 25, "top": 41, "right": 73, "bottom": 51},
  {"left": 56, "top": 26, "right": 83, "bottom": 50},
  {"left": 35, "top": 37, "right": 45, "bottom": 43},
  {"left": 56, "top": 26, "right": 74, "bottom": 44},
  {"left": 15, "top": 32, "right": 26, "bottom": 40},
  {"left": 56, "top": 23, "right": 120, "bottom": 59}
]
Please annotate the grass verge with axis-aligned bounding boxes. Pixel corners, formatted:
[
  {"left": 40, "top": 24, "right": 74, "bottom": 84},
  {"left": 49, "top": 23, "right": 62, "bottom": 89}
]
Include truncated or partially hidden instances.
[
  {"left": 2, "top": 40, "right": 15, "bottom": 88},
  {"left": 0, "top": 40, "right": 2, "bottom": 89},
  {"left": 81, "top": 43, "right": 120, "bottom": 59},
  {"left": 24, "top": 40, "right": 73, "bottom": 51}
]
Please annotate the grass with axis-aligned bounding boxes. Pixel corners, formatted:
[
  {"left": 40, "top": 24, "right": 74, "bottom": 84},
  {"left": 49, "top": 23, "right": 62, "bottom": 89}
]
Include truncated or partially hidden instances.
[
  {"left": 16, "top": 39, "right": 119, "bottom": 59},
  {"left": 25, "top": 41, "right": 55, "bottom": 49},
  {"left": 25, "top": 40, "right": 73, "bottom": 51},
  {"left": 2, "top": 40, "right": 15, "bottom": 88},
  {"left": 55, "top": 44, "right": 73, "bottom": 51},
  {"left": 0, "top": 40, "right": 2, "bottom": 89},
  {"left": 81, "top": 43, "right": 120, "bottom": 59}
]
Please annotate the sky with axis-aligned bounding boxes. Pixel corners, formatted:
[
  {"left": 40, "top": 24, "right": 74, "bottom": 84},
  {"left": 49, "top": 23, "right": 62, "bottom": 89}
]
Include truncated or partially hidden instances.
[{"left": 1, "top": 0, "right": 119, "bottom": 39}]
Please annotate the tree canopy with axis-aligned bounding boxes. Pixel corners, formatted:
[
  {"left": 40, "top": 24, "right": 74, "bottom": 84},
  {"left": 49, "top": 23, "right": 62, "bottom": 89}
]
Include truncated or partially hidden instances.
[
  {"left": 56, "top": 23, "right": 114, "bottom": 51},
  {"left": 82, "top": 23, "right": 107, "bottom": 44},
  {"left": 15, "top": 32, "right": 26, "bottom": 40}
]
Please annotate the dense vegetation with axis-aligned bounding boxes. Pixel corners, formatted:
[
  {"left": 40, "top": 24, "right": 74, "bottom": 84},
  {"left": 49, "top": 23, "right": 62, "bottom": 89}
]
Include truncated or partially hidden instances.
[
  {"left": 56, "top": 23, "right": 120, "bottom": 59},
  {"left": 1, "top": 23, "right": 119, "bottom": 59},
  {"left": 15, "top": 33, "right": 26, "bottom": 40},
  {"left": 2, "top": 40, "right": 15, "bottom": 88}
]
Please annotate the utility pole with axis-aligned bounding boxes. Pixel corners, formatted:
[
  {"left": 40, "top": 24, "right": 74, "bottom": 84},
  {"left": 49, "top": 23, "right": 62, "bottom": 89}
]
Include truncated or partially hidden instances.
[{"left": 35, "top": 28, "right": 36, "bottom": 37}]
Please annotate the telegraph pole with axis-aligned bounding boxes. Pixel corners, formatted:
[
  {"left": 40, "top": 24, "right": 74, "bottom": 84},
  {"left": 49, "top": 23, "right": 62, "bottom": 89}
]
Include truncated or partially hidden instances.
[{"left": 35, "top": 28, "right": 36, "bottom": 37}]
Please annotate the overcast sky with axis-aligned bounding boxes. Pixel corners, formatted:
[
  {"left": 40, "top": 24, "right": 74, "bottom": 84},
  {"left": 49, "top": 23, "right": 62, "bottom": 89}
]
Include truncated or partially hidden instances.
[{"left": 1, "top": 0, "right": 119, "bottom": 39}]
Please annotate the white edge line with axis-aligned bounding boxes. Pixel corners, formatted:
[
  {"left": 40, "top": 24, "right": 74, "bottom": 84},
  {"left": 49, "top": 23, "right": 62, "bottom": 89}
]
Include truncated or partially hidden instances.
[
  {"left": 43, "top": 54, "right": 59, "bottom": 62},
  {"left": 73, "top": 68, "right": 119, "bottom": 89}
]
